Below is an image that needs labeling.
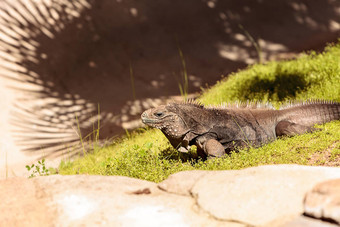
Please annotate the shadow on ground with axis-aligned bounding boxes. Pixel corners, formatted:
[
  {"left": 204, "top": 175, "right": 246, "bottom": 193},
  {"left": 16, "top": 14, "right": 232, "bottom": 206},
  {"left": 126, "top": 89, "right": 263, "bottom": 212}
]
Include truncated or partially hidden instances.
[{"left": 239, "top": 67, "right": 311, "bottom": 101}]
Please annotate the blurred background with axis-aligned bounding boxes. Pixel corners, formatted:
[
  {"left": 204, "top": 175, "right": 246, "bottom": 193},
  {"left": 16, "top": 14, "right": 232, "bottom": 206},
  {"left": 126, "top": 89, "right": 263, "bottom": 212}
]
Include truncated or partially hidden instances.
[{"left": 0, "top": 0, "right": 339, "bottom": 177}]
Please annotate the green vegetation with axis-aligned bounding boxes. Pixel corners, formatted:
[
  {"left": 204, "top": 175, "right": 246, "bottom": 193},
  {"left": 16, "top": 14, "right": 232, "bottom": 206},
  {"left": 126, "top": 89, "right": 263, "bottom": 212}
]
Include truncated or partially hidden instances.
[
  {"left": 59, "top": 42, "right": 340, "bottom": 182},
  {"left": 26, "top": 159, "right": 51, "bottom": 178}
]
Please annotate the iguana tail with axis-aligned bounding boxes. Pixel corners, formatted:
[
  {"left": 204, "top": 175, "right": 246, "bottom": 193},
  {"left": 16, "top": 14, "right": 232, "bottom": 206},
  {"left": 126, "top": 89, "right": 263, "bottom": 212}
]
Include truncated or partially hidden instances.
[{"left": 278, "top": 101, "right": 340, "bottom": 127}]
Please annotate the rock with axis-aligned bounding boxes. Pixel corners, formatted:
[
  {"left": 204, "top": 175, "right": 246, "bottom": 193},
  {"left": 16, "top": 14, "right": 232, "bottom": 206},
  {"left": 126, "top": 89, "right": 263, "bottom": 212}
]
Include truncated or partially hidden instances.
[
  {"left": 304, "top": 178, "right": 340, "bottom": 224},
  {"left": 0, "top": 175, "right": 237, "bottom": 227},
  {"left": 2, "top": 165, "right": 340, "bottom": 226},
  {"left": 279, "top": 215, "right": 338, "bottom": 227},
  {"left": 0, "top": 177, "right": 56, "bottom": 226},
  {"left": 159, "top": 165, "right": 340, "bottom": 226},
  {"left": 158, "top": 170, "right": 211, "bottom": 196}
]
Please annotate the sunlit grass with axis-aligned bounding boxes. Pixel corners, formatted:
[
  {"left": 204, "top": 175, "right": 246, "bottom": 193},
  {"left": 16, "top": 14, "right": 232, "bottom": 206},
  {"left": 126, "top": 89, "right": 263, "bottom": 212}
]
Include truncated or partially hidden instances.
[{"left": 59, "top": 121, "right": 340, "bottom": 182}]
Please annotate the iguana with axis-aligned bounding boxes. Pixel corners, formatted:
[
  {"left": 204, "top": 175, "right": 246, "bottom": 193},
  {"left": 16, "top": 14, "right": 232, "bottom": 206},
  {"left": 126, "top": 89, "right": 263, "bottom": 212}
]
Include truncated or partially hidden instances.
[{"left": 141, "top": 100, "right": 340, "bottom": 159}]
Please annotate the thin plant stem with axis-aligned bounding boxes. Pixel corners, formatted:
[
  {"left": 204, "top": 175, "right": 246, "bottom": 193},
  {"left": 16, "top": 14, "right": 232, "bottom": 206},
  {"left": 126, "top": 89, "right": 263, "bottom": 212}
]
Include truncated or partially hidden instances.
[
  {"left": 5, "top": 151, "right": 8, "bottom": 179},
  {"left": 129, "top": 62, "right": 136, "bottom": 101},
  {"left": 75, "top": 114, "right": 86, "bottom": 156},
  {"left": 97, "top": 103, "right": 100, "bottom": 142},
  {"left": 232, "top": 116, "right": 250, "bottom": 146},
  {"left": 239, "top": 24, "right": 263, "bottom": 64},
  {"left": 176, "top": 37, "right": 189, "bottom": 101}
]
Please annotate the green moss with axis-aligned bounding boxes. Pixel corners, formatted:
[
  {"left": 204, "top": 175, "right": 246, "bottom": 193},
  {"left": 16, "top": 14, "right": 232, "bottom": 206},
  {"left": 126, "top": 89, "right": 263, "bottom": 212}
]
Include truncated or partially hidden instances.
[{"left": 59, "top": 41, "right": 340, "bottom": 182}]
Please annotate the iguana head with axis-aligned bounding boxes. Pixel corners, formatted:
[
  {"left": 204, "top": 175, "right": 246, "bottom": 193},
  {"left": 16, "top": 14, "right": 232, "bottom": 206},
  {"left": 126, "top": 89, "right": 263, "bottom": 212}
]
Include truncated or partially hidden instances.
[{"left": 141, "top": 103, "right": 190, "bottom": 139}]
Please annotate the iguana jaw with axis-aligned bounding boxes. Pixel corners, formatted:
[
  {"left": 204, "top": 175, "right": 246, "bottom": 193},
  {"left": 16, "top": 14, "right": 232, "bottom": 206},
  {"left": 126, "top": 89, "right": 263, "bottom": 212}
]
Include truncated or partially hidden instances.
[
  {"left": 141, "top": 117, "right": 167, "bottom": 128},
  {"left": 141, "top": 117, "right": 160, "bottom": 125}
]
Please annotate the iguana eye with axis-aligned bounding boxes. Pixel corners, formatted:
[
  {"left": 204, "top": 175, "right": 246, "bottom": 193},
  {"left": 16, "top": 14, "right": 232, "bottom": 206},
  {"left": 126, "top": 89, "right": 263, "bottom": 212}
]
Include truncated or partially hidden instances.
[{"left": 154, "top": 112, "right": 164, "bottom": 117}]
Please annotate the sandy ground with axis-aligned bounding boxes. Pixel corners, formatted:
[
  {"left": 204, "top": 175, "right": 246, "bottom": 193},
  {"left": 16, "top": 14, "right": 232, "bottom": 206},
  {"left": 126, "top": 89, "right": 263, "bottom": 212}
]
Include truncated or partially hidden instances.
[{"left": 0, "top": 0, "right": 339, "bottom": 179}]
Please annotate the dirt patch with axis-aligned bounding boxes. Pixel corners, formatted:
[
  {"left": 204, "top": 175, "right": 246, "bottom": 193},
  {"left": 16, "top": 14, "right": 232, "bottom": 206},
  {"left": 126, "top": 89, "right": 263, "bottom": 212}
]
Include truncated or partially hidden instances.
[{"left": 308, "top": 141, "right": 340, "bottom": 166}]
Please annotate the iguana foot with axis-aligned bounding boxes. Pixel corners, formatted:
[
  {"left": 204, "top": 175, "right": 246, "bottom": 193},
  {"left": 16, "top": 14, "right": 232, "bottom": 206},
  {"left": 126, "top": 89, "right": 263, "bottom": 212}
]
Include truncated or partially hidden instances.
[
  {"left": 178, "top": 146, "right": 189, "bottom": 153},
  {"left": 204, "top": 139, "right": 225, "bottom": 158}
]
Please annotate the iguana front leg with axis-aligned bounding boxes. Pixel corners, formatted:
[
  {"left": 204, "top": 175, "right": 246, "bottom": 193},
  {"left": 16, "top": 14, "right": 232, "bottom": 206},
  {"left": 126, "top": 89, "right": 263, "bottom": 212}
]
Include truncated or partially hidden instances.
[
  {"left": 177, "top": 132, "right": 196, "bottom": 153},
  {"left": 196, "top": 136, "right": 225, "bottom": 159}
]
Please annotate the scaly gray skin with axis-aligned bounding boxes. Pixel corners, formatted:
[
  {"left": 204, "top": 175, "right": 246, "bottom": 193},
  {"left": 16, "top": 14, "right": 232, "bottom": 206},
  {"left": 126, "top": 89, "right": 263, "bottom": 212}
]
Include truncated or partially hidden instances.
[{"left": 141, "top": 101, "right": 340, "bottom": 159}]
